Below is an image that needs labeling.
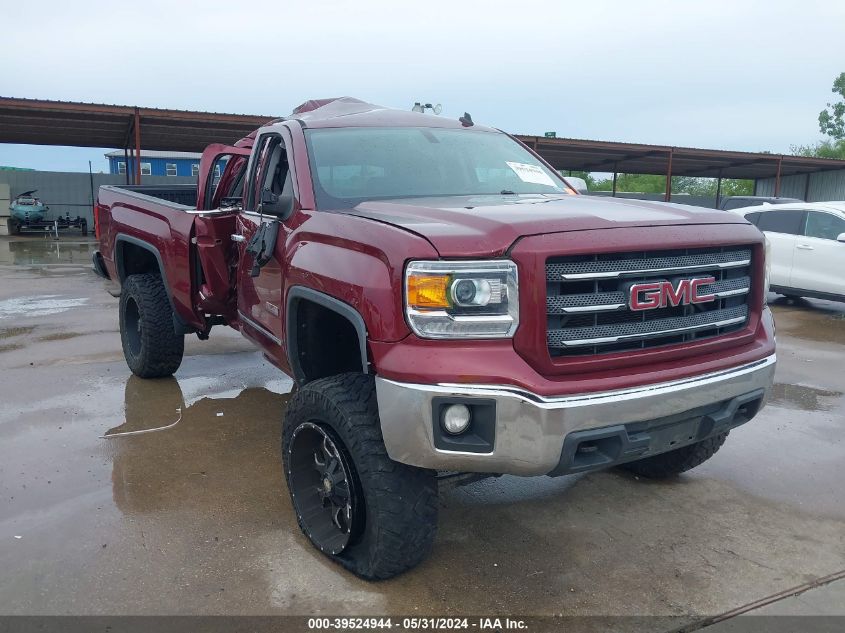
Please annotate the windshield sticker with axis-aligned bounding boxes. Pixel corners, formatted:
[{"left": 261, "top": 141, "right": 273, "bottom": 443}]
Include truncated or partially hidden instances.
[{"left": 505, "top": 162, "right": 558, "bottom": 188}]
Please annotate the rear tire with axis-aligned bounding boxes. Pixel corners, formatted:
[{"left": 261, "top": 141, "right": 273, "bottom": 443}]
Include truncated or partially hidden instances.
[
  {"left": 282, "top": 373, "right": 438, "bottom": 580},
  {"left": 621, "top": 432, "right": 728, "bottom": 478},
  {"left": 119, "top": 274, "right": 184, "bottom": 378}
]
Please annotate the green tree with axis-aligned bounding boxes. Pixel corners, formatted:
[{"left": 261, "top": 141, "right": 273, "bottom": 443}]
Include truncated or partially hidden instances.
[
  {"left": 720, "top": 179, "right": 754, "bottom": 196},
  {"left": 565, "top": 171, "right": 605, "bottom": 190},
  {"left": 618, "top": 174, "right": 667, "bottom": 193},
  {"left": 819, "top": 72, "right": 845, "bottom": 139},
  {"left": 790, "top": 139, "right": 845, "bottom": 160},
  {"left": 672, "top": 177, "right": 715, "bottom": 196},
  {"left": 565, "top": 172, "right": 753, "bottom": 197}
]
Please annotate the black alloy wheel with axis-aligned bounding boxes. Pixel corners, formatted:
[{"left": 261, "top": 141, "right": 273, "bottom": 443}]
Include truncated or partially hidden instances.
[{"left": 287, "top": 421, "right": 361, "bottom": 556}]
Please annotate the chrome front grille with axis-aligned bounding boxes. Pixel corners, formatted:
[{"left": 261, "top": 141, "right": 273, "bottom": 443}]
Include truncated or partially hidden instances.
[
  {"left": 546, "top": 246, "right": 753, "bottom": 357},
  {"left": 546, "top": 249, "right": 752, "bottom": 279}
]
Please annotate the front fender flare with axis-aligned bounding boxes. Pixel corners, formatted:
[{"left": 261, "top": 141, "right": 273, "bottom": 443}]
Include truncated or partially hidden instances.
[{"left": 286, "top": 286, "right": 369, "bottom": 385}]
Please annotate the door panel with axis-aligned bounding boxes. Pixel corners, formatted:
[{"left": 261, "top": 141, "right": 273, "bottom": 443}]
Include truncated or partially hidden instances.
[
  {"left": 194, "top": 212, "right": 239, "bottom": 320},
  {"left": 235, "top": 213, "right": 287, "bottom": 347},
  {"left": 234, "top": 132, "right": 294, "bottom": 361},
  {"left": 790, "top": 211, "right": 845, "bottom": 295},
  {"left": 193, "top": 145, "right": 251, "bottom": 321},
  {"left": 756, "top": 209, "right": 805, "bottom": 289}
]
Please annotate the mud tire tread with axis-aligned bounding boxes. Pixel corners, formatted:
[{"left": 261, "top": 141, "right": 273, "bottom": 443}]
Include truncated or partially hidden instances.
[
  {"left": 119, "top": 273, "right": 184, "bottom": 378},
  {"left": 621, "top": 432, "right": 729, "bottom": 478},
  {"left": 282, "top": 373, "right": 438, "bottom": 580}
]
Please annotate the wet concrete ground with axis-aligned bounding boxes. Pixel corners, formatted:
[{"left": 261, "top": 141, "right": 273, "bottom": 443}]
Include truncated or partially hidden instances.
[{"left": 0, "top": 235, "right": 843, "bottom": 626}]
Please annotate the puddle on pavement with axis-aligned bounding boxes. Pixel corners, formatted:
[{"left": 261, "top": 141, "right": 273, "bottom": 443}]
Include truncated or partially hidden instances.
[
  {"left": 0, "top": 325, "right": 35, "bottom": 339},
  {"left": 0, "top": 238, "right": 97, "bottom": 267},
  {"left": 0, "top": 295, "right": 89, "bottom": 319},
  {"left": 37, "top": 331, "right": 83, "bottom": 342},
  {"left": 768, "top": 382, "right": 843, "bottom": 412},
  {"left": 102, "top": 375, "right": 290, "bottom": 516},
  {"left": 770, "top": 299, "right": 845, "bottom": 345}
]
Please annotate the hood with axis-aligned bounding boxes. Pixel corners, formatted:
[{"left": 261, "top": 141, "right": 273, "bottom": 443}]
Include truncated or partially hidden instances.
[{"left": 342, "top": 194, "right": 749, "bottom": 257}]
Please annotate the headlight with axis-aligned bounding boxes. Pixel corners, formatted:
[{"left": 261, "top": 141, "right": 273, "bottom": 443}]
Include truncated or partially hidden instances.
[
  {"left": 405, "top": 260, "right": 519, "bottom": 338},
  {"left": 763, "top": 235, "right": 771, "bottom": 306}
]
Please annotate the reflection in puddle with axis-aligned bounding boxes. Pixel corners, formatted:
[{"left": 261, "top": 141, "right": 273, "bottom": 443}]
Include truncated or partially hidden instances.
[
  {"left": 768, "top": 382, "right": 843, "bottom": 412},
  {"left": 103, "top": 375, "right": 290, "bottom": 516},
  {"left": 0, "top": 238, "right": 97, "bottom": 266}
]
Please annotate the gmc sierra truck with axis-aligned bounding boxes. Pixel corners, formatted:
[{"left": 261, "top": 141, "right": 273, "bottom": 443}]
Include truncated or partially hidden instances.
[{"left": 93, "top": 97, "right": 776, "bottom": 579}]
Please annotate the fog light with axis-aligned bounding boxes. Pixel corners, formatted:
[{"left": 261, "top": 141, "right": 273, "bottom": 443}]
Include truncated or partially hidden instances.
[{"left": 442, "top": 404, "right": 471, "bottom": 435}]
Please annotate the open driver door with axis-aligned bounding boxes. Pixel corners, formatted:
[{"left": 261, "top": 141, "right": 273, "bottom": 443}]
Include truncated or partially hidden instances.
[{"left": 192, "top": 143, "right": 252, "bottom": 326}]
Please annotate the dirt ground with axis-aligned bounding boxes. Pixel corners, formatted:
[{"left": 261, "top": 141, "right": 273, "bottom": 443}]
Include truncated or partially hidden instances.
[{"left": 0, "top": 236, "right": 843, "bottom": 629}]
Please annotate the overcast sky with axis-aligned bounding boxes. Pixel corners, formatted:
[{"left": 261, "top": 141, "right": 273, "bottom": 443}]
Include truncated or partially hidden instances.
[{"left": 1, "top": 0, "right": 843, "bottom": 172}]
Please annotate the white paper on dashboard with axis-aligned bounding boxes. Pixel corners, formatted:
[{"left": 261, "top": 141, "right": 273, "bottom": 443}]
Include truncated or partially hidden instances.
[{"left": 505, "top": 162, "right": 557, "bottom": 188}]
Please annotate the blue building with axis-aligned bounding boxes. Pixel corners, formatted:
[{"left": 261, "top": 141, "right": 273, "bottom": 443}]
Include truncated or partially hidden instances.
[{"left": 105, "top": 150, "right": 210, "bottom": 178}]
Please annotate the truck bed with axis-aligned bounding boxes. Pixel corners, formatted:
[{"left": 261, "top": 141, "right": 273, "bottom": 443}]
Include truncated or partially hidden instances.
[{"left": 95, "top": 184, "right": 201, "bottom": 329}]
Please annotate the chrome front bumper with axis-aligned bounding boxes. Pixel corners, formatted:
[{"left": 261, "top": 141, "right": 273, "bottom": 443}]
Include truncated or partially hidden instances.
[{"left": 375, "top": 354, "right": 776, "bottom": 476}]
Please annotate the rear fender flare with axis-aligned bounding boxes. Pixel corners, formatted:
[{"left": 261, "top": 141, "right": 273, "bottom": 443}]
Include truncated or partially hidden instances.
[{"left": 113, "top": 234, "right": 194, "bottom": 334}]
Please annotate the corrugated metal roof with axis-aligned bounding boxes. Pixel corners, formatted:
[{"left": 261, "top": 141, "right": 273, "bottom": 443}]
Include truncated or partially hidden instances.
[{"left": 0, "top": 96, "right": 273, "bottom": 151}]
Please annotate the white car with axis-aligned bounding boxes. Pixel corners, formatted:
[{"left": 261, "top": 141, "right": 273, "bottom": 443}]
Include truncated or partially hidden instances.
[{"left": 729, "top": 201, "right": 845, "bottom": 303}]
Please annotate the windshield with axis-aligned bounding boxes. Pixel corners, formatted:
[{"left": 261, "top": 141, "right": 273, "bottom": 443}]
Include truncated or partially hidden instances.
[{"left": 305, "top": 127, "right": 569, "bottom": 208}]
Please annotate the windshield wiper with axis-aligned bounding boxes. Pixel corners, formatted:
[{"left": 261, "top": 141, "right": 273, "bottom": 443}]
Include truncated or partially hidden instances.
[{"left": 500, "top": 189, "right": 516, "bottom": 195}]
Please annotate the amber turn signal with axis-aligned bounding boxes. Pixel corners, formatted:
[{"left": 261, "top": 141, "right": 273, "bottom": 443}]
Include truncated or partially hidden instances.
[{"left": 406, "top": 274, "right": 451, "bottom": 309}]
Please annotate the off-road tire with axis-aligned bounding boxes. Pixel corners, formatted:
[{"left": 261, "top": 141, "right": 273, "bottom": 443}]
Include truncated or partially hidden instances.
[
  {"left": 119, "top": 273, "right": 184, "bottom": 378},
  {"left": 621, "top": 432, "right": 729, "bottom": 478},
  {"left": 282, "top": 373, "right": 438, "bottom": 580}
]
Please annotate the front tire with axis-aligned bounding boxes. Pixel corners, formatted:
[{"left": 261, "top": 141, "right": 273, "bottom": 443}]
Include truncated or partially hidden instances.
[
  {"left": 621, "top": 432, "right": 728, "bottom": 478},
  {"left": 119, "top": 274, "right": 184, "bottom": 378},
  {"left": 282, "top": 373, "right": 438, "bottom": 580}
]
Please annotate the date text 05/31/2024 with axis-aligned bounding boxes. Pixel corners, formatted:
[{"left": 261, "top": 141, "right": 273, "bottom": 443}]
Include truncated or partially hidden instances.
[{"left": 307, "top": 617, "right": 528, "bottom": 630}]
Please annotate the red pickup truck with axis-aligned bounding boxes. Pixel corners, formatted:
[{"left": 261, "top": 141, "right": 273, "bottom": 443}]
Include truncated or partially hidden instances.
[{"left": 94, "top": 98, "right": 776, "bottom": 579}]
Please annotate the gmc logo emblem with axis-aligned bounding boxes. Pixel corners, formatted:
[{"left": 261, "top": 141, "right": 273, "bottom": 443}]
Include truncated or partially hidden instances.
[{"left": 629, "top": 276, "right": 716, "bottom": 311}]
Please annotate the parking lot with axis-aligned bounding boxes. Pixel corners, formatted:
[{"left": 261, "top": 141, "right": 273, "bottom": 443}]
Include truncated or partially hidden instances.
[{"left": 0, "top": 235, "right": 843, "bottom": 628}]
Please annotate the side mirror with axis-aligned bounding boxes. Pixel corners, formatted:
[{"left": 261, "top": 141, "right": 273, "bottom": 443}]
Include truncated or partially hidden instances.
[
  {"left": 837, "top": 232, "right": 845, "bottom": 243},
  {"left": 259, "top": 187, "right": 294, "bottom": 219}
]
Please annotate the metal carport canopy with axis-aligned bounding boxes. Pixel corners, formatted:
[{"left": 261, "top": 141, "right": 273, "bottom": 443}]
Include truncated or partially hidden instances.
[
  {"left": 516, "top": 135, "right": 845, "bottom": 180},
  {"left": 2, "top": 97, "right": 845, "bottom": 183},
  {"left": 0, "top": 97, "right": 273, "bottom": 152}
]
